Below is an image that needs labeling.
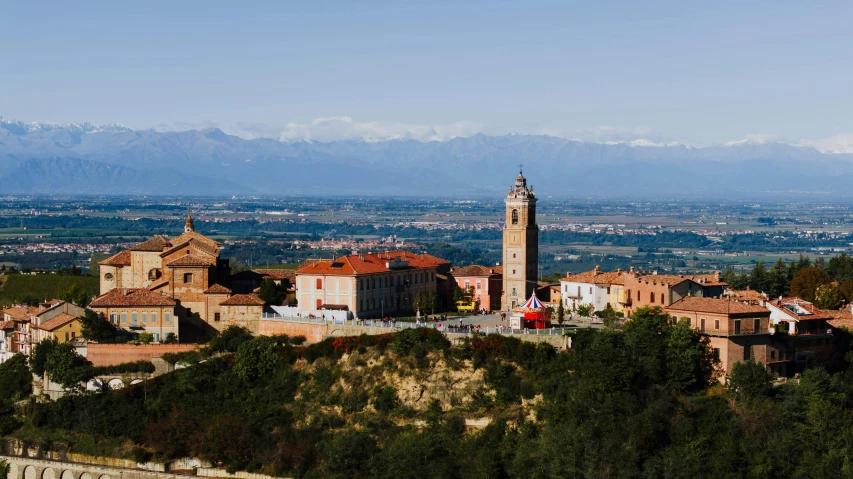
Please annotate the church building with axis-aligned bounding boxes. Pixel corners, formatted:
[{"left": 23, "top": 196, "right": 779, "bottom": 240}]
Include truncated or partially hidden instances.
[
  {"left": 94, "top": 214, "right": 236, "bottom": 335},
  {"left": 501, "top": 170, "right": 539, "bottom": 310}
]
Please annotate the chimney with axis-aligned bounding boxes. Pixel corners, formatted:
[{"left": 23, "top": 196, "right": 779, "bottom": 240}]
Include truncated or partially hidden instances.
[
  {"left": 629, "top": 266, "right": 635, "bottom": 273},
  {"left": 496, "top": 262, "right": 501, "bottom": 266},
  {"left": 616, "top": 268, "right": 622, "bottom": 273},
  {"left": 714, "top": 271, "right": 721, "bottom": 282},
  {"left": 594, "top": 265, "right": 601, "bottom": 273},
  {"left": 653, "top": 270, "right": 658, "bottom": 275},
  {"left": 566, "top": 272, "right": 572, "bottom": 277}
]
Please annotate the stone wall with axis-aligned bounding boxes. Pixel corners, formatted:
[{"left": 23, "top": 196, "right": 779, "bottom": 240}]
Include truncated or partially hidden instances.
[
  {"left": 86, "top": 344, "right": 198, "bottom": 367},
  {"left": 257, "top": 321, "right": 327, "bottom": 342},
  {"left": 0, "top": 455, "right": 289, "bottom": 479}
]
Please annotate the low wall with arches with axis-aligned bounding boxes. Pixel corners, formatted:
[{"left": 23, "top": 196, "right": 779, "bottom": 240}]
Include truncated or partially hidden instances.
[{"left": 0, "top": 455, "right": 170, "bottom": 479}]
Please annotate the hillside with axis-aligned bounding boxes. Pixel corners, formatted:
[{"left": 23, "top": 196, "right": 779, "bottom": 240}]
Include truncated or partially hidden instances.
[
  {"left": 4, "top": 311, "right": 853, "bottom": 478},
  {"left": 2, "top": 120, "right": 853, "bottom": 197}
]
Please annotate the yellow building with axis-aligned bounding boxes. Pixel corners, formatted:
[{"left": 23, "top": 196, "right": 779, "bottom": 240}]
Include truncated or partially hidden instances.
[{"left": 36, "top": 313, "right": 83, "bottom": 343}]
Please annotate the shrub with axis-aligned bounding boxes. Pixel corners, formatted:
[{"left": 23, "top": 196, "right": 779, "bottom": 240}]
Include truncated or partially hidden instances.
[{"left": 372, "top": 386, "right": 399, "bottom": 413}]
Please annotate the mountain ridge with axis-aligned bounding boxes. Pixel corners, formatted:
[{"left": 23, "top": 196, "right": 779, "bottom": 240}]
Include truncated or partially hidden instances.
[{"left": 1, "top": 119, "right": 851, "bottom": 197}]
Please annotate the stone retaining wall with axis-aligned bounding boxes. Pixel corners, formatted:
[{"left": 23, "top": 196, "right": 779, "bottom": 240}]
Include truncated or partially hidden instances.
[{"left": 86, "top": 344, "right": 199, "bottom": 367}]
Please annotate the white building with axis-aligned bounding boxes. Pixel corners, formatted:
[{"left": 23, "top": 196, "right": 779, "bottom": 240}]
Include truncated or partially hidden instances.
[{"left": 560, "top": 266, "right": 623, "bottom": 312}]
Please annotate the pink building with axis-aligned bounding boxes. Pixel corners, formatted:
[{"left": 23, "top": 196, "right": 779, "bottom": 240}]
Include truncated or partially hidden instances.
[{"left": 449, "top": 265, "right": 503, "bottom": 311}]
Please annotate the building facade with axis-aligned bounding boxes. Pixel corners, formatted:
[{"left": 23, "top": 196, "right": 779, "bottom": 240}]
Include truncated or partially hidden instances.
[
  {"left": 665, "top": 297, "right": 785, "bottom": 379},
  {"left": 449, "top": 265, "right": 503, "bottom": 311},
  {"left": 502, "top": 171, "right": 539, "bottom": 310},
  {"left": 296, "top": 251, "right": 450, "bottom": 318},
  {"left": 89, "top": 288, "right": 179, "bottom": 343}
]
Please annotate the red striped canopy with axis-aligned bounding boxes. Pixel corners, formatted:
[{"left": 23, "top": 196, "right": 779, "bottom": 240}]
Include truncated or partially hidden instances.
[{"left": 521, "top": 293, "right": 544, "bottom": 310}]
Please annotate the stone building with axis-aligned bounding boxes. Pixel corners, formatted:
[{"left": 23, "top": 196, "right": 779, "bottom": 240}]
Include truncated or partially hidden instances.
[
  {"left": 89, "top": 288, "right": 179, "bottom": 343},
  {"left": 665, "top": 296, "right": 785, "bottom": 379},
  {"left": 502, "top": 170, "right": 539, "bottom": 310},
  {"left": 97, "top": 215, "right": 231, "bottom": 331}
]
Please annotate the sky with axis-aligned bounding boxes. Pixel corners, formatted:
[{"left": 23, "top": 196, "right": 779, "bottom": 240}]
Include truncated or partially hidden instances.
[{"left": 1, "top": 0, "right": 851, "bottom": 150}]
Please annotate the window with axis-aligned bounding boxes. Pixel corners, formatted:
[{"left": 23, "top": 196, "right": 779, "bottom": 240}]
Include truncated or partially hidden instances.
[
  {"left": 142, "top": 312, "right": 148, "bottom": 324},
  {"left": 464, "top": 280, "right": 470, "bottom": 290},
  {"left": 104, "top": 273, "right": 114, "bottom": 280},
  {"left": 316, "top": 299, "right": 322, "bottom": 309},
  {"left": 186, "top": 249, "right": 190, "bottom": 255},
  {"left": 513, "top": 253, "right": 516, "bottom": 258},
  {"left": 700, "top": 318, "right": 706, "bottom": 332},
  {"left": 589, "top": 287, "right": 592, "bottom": 294},
  {"left": 713, "top": 348, "right": 720, "bottom": 360},
  {"left": 714, "top": 319, "right": 720, "bottom": 331},
  {"left": 183, "top": 273, "right": 193, "bottom": 284},
  {"left": 148, "top": 269, "right": 160, "bottom": 280},
  {"left": 754, "top": 318, "right": 761, "bottom": 333},
  {"left": 165, "top": 312, "right": 171, "bottom": 324},
  {"left": 316, "top": 278, "right": 323, "bottom": 289},
  {"left": 513, "top": 269, "right": 516, "bottom": 275},
  {"left": 131, "top": 312, "right": 138, "bottom": 325},
  {"left": 214, "top": 313, "right": 221, "bottom": 322},
  {"left": 512, "top": 287, "right": 517, "bottom": 296},
  {"left": 650, "top": 292, "right": 655, "bottom": 303},
  {"left": 606, "top": 287, "right": 610, "bottom": 294},
  {"left": 476, "top": 280, "right": 482, "bottom": 291},
  {"left": 771, "top": 350, "right": 777, "bottom": 360},
  {"left": 511, "top": 209, "right": 519, "bottom": 224},
  {"left": 110, "top": 313, "right": 118, "bottom": 324},
  {"left": 744, "top": 344, "right": 752, "bottom": 361},
  {"left": 153, "top": 333, "right": 160, "bottom": 343},
  {"left": 121, "top": 312, "right": 127, "bottom": 324},
  {"left": 637, "top": 291, "right": 641, "bottom": 301},
  {"left": 734, "top": 319, "right": 741, "bottom": 335},
  {"left": 151, "top": 313, "right": 157, "bottom": 324},
  {"left": 660, "top": 294, "right": 665, "bottom": 304}
]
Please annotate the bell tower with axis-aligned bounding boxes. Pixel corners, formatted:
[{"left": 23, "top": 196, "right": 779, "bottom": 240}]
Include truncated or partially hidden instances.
[{"left": 501, "top": 169, "right": 538, "bottom": 310}]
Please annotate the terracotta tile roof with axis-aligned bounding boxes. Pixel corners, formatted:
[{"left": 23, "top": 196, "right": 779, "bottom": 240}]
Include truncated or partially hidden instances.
[
  {"left": 90, "top": 288, "right": 177, "bottom": 307},
  {"left": 767, "top": 297, "right": 835, "bottom": 321},
  {"left": 296, "top": 250, "right": 449, "bottom": 276},
  {"left": 148, "top": 278, "right": 170, "bottom": 290},
  {"left": 450, "top": 265, "right": 503, "bottom": 277},
  {"left": 2, "top": 307, "right": 30, "bottom": 322},
  {"left": 166, "top": 254, "right": 215, "bottom": 267},
  {"left": 829, "top": 307, "right": 853, "bottom": 330},
  {"left": 220, "top": 293, "right": 265, "bottom": 306},
  {"left": 204, "top": 283, "right": 232, "bottom": 294},
  {"left": 725, "top": 288, "right": 769, "bottom": 303},
  {"left": 35, "top": 300, "right": 67, "bottom": 317},
  {"left": 0, "top": 320, "right": 15, "bottom": 330},
  {"left": 561, "top": 268, "right": 625, "bottom": 285},
  {"left": 634, "top": 273, "right": 727, "bottom": 287},
  {"left": 99, "top": 250, "right": 132, "bottom": 266},
  {"left": 38, "top": 313, "right": 79, "bottom": 332},
  {"left": 131, "top": 235, "right": 172, "bottom": 252},
  {"left": 666, "top": 296, "right": 770, "bottom": 315},
  {"left": 253, "top": 269, "right": 296, "bottom": 282}
]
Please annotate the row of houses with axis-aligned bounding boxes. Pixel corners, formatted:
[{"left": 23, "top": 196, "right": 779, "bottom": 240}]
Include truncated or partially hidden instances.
[
  {"left": 558, "top": 265, "right": 843, "bottom": 379},
  {"left": 0, "top": 299, "right": 86, "bottom": 363}
]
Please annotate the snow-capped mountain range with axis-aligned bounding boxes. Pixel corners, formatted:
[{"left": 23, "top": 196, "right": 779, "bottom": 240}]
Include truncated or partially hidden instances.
[{"left": 1, "top": 119, "right": 851, "bottom": 196}]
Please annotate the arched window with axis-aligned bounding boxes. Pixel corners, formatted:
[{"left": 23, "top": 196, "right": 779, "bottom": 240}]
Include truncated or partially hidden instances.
[
  {"left": 511, "top": 209, "right": 519, "bottom": 224},
  {"left": 650, "top": 292, "right": 655, "bottom": 303},
  {"left": 316, "top": 278, "right": 323, "bottom": 289}
]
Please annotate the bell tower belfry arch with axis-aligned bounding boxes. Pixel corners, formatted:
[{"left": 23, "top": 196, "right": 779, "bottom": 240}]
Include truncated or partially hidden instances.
[{"left": 501, "top": 169, "right": 539, "bottom": 310}]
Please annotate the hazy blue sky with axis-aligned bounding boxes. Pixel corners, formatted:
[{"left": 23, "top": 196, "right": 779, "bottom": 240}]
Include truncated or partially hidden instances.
[{"left": 1, "top": 0, "right": 851, "bottom": 148}]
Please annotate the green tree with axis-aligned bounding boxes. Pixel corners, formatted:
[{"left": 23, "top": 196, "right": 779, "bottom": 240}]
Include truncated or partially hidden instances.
[
  {"left": 412, "top": 291, "right": 437, "bottom": 316},
  {"left": 0, "top": 458, "right": 10, "bottom": 479},
  {"left": 814, "top": 284, "right": 844, "bottom": 310},
  {"left": 732, "top": 272, "right": 750, "bottom": 290},
  {"left": 257, "top": 278, "right": 285, "bottom": 305},
  {"left": 767, "top": 258, "right": 789, "bottom": 298},
  {"left": 576, "top": 303, "right": 593, "bottom": 317},
  {"left": 721, "top": 269, "right": 737, "bottom": 287},
  {"left": 827, "top": 253, "right": 853, "bottom": 282},
  {"left": 556, "top": 302, "right": 565, "bottom": 325},
  {"left": 624, "top": 306, "right": 670, "bottom": 384},
  {"left": 44, "top": 342, "right": 93, "bottom": 389},
  {"left": 749, "top": 261, "right": 769, "bottom": 292},
  {"left": 233, "top": 336, "right": 279, "bottom": 382},
  {"left": 88, "top": 253, "right": 106, "bottom": 276},
  {"left": 790, "top": 267, "right": 831, "bottom": 302},
  {"left": 80, "top": 309, "right": 118, "bottom": 342},
  {"left": 0, "top": 354, "right": 32, "bottom": 404},
  {"left": 208, "top": 325, "right": 254, "bottom": 353},
  {"left": 727, "top": 360, "right": 770, "bottom": 399},
  {"left": 665, "top": 318, "right": 705, "bottom": 392},
  {"left": 30, "top": 338, "right": 58, "bottom": 377}
]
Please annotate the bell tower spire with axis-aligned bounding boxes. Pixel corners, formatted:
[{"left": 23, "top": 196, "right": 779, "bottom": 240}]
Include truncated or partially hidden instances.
[
  {"left": 184, "top": 213, "right": 195, "bottom": 233},
  {"left": 501, "top": 169, "right": 538, "bottom": 310}
]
